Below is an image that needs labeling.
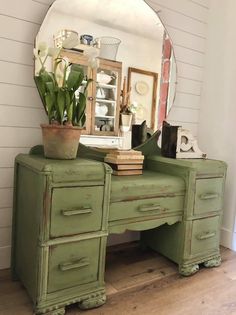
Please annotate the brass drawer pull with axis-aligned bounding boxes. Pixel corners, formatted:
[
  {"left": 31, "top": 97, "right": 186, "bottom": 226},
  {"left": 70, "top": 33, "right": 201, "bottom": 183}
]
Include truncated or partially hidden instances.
[
  {"left": 138, "top": 204, "right": 164, "bottom": 212},
  {"left": 61, "top": 208, "right": 92, "bottom": 216},
  {"left": 196, "top": 231, "right": 216, "bottom": 240},
  {"left": 59, "top": 258, "right": 90, "bottom": 271},
  {"left": 199, "top": 193, "right": 219, "bottom": 200}
]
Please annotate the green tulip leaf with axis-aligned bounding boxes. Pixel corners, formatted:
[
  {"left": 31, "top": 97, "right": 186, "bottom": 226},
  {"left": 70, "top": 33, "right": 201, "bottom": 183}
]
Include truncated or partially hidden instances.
[
  {"left": 45, "top": 92, "right": 54, "bottom": 123},
  {"left": 77, "top": 93, "right": 86, "bottom": 126},
  {"left": 57, "top": 89, "right": 66, "bottom": 123},
  {"left": 34, "top": 76, "right": 47, "bottom": 111},
  {"left": 65, "top": 91, "right": 73, "bottom": 122},
  {"left": 46, "top": 82, "right": 56, "bottom": 104},
  {"left": 67, "top": 70, "right": 80, "bottom": 90}
]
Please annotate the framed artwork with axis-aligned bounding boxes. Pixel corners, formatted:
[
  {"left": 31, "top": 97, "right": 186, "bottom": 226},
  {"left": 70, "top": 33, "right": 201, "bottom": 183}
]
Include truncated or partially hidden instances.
[{"left": 127, "top": 67, "right": 158, "bottom": 130}]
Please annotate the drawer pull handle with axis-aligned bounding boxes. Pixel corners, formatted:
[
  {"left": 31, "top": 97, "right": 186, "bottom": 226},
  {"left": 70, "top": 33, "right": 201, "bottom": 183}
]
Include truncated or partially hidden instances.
[
  {"left": 59, "top": 258, "right": 90, "bottom": 271},
  {"left": 138, "top": 204, "right": 163, "bottom": 212},
  {"left": 200, "top": 193, "right": 219, "bottom": 200},
  {"left": 61, "top": 208, "right": 92, "bottom": 216},
  {"left": 196, "top": 231, "right": 216, "bottom": 240}
]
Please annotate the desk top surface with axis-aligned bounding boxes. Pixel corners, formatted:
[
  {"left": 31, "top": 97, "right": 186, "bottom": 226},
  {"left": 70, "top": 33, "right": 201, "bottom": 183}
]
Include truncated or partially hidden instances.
[{"left": 111, "top": 170, "right": 185, "bottom": 202}]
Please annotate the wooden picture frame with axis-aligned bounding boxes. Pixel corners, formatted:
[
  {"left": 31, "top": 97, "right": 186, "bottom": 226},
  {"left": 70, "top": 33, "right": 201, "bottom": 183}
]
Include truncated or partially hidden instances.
[{"left": 127, "top": 67, "right": 158, "bottom": 130}]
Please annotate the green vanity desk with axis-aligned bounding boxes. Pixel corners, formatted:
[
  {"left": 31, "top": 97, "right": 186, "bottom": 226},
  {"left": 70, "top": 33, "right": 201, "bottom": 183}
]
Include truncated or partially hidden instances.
[{"left": 12, "top": 145, "right": 227, "bottom": 315}]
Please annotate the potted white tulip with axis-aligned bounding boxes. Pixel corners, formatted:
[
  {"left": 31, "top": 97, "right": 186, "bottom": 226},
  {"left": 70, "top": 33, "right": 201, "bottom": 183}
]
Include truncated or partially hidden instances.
[
  {"left": 120, "top": 76, "right": 135, "bottom": 131},
  {"left": 34, "top": 38, "right": 99, "bottom": 159}
]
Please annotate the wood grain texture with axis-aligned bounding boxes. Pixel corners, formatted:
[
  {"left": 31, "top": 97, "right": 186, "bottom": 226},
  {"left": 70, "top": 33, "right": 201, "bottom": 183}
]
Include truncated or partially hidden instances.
[
  {"left": 112, "top": 170, "right": 143, "bottom": 176},
  {"left": 0, "top": 246, "right": 235, "bottom": 315},
  {"left": 11, "top": 151, "right": 226, "bottom": 313}
]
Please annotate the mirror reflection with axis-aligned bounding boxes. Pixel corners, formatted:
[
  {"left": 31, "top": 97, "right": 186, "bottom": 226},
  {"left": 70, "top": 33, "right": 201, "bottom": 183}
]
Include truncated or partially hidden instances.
[{"left": 36, "top": 0, "right": 177, "bottom": 149}]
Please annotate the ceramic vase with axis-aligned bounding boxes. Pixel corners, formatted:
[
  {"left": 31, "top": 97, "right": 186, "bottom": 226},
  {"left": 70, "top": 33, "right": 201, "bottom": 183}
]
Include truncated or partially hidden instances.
[{"left": 120, "top": 113, "right": 132, "bottom": 132}]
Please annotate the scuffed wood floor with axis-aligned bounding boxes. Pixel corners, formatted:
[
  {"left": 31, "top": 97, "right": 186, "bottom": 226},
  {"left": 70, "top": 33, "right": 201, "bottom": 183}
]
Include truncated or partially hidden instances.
[{"left": 1, "top": 244, "right": 236, "bottom": 315}]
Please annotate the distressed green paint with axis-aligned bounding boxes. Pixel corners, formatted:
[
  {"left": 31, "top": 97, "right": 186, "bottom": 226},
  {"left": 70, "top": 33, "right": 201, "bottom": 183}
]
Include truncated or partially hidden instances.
[
  {"left": 51, "top": 186, "right": 104, "bottom": 237},
  {"left": 194, "top": 178, "right": 224, "bottom": 215},
  {"left": 12, "top": 140, "right": 227, "bottom": 314},
  {"left": 190, "top": 216, "right": 220, "bottom": 256},
  {"left": 142, "top": 155, "right": 227, "bottom": 277},
  {"left": 109, "top": 195, "right": 184, "bottom": 221},
  {"left": 12, "top": 156, "right": 110, "bottom": 314},
  {"left": 47, "top": 238, "right": 101, "bottom": 293},
  {"left": 111, "top": 170, "right": 185, "bottom": 202},
  {"left": 109, "top": 215, "right": 183, "bottom": 234},
  {"left": 13, "top": 164, "right": 45, "bottom": 301}
]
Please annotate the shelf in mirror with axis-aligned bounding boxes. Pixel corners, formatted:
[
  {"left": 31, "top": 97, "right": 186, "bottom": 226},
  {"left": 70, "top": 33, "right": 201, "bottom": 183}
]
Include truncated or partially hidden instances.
[
  {"left": 95, "top": 115, "right": 115, "bottom": 119},
  {"left": 97, "top": 83, "right": 117, "bottom": 89},
  {"left": 96, "top": 99, "right": 116, "bottom": 104}
]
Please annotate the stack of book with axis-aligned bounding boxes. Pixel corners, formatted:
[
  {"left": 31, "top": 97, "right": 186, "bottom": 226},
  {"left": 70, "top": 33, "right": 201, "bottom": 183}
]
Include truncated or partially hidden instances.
[{"left": 104, "top": 150, "right": 144, "bottom": 176}]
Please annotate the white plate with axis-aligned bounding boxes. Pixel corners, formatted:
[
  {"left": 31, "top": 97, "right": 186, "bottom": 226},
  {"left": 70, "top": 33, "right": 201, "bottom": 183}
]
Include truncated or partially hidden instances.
[{"left": 135, "top": 81, "right": 149, "bottom": 95}]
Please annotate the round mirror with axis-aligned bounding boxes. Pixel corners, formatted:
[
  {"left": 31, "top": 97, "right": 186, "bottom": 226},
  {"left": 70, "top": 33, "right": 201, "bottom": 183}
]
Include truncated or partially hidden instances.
[{"left": 35, "top": 0, "right": 177, "bottom": 149}]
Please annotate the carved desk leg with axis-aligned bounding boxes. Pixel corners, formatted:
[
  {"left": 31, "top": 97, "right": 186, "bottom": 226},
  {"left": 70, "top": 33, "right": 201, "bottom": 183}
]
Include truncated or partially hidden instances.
[
  {"left": 78, "top": 291, "right": 106, "bottom": 310},
  {"left": 179, "top": 263, "right": 200, "bottom": 276},
  {"left": 179, "top": 254, "right": 221, "bottom": 276},
  {"left": 203, "top": 255, "right": 221, "bottom": 268}
]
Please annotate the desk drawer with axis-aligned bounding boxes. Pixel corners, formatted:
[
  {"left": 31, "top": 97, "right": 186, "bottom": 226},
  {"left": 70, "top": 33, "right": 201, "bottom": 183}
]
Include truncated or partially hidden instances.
[
  {"left": 109, "top": 195, "right": 184, "bottom": 222},
  {"left": 50, "top": 186, "right": 104, "bottom": 237},
  {"left": 47, "top": 238, "right": 100, "bottom": 293},
  {"left": 190, "top": 216, "right": 220, "bottom": 256},
  {"left": 194, "top": 178, "right": 223, "bottom": 215}
]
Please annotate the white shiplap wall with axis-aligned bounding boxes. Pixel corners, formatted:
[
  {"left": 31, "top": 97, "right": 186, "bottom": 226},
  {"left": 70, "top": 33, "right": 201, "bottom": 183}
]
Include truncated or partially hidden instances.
[{"left": 0, "top": 0, "right": 209, "bottom": 269}]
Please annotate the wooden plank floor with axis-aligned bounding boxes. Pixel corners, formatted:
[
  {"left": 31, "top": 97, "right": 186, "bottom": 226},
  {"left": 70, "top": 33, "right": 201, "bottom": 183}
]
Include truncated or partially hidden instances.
[{"left": 1, "top": 244, "right": 236, "bottom": 315}]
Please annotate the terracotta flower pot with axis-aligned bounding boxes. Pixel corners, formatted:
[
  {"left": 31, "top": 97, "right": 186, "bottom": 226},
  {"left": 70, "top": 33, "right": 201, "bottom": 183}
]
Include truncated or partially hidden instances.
[{"left": 41, "top": 124, "right": 82, "bottom": 159}]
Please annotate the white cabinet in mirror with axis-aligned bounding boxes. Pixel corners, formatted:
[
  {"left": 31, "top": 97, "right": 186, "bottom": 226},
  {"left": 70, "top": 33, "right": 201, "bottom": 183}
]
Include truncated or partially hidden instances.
[{"left": 36, "top": 0, "right": 177, "bottom": 149}]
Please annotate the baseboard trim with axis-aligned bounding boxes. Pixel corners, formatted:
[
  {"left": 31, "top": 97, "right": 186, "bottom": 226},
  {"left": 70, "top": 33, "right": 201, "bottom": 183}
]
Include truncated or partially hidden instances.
[
  {"left": 0, "top": 246, "right": 11, "bottom": 270},
  {"left": 233, "top": 232, "right": 236, "bottom": 251},
  {"left": 220, "top": 227, "right": 234, "bottom": 250}
]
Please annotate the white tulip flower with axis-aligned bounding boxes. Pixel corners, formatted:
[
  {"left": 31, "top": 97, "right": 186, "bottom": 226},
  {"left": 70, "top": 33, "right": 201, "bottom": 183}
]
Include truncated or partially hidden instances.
[{"left": 48, "top": 47, "right": 61, "bottom": 57}]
